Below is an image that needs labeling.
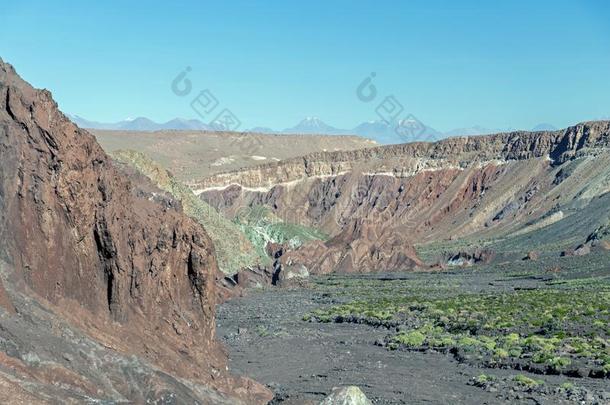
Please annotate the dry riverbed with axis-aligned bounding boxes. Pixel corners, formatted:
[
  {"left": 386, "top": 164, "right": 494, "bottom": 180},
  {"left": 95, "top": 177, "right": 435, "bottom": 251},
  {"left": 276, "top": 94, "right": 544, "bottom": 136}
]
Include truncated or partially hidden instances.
[{"left": 217, "top": 252, "right": 610, "bottom": 404}]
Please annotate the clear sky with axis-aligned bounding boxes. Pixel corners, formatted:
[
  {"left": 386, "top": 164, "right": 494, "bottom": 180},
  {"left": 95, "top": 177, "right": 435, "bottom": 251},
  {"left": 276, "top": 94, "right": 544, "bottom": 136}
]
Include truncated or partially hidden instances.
[{"left": 1, "top": 0, "right": 609, "bottom": 131}]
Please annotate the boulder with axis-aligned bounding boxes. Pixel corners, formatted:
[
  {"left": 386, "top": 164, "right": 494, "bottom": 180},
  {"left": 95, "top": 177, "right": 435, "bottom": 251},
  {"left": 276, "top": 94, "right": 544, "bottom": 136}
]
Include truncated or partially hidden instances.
[
  {"left": 279, "top": 263, "right": 310, "bottom": 281},
  {"left": 319, "top": 386, "right": 373, "bottom": 405},
  {"left": 574, "top": 244, "right": 591, "bottom": 256},
  {"left": 445, "top": 248, "right": 495, "bottom": 267}
]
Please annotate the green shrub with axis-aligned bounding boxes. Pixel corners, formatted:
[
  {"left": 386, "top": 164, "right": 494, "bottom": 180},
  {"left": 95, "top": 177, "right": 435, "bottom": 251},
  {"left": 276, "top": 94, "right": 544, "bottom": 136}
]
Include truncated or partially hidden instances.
[
  {"left": 393, "top": 331, "right": 426, "bottom": 347},
  {"left": 474, "top": 374, "right": 493, "bottom": 385},
  {"left": 458, "top": 336, "right": 480, "bottom": 347},
  {"left": 255, "top": 325, "right": 269, "bottom": 337},
  {"left": 493, "top": 348, "right": 509, "bottom": 358},
  {"left": 548, "top": 356, "right": 571, "bottom": 369},
  {"left": 513, "top": 374, "right": 543, "bottom": 387}
]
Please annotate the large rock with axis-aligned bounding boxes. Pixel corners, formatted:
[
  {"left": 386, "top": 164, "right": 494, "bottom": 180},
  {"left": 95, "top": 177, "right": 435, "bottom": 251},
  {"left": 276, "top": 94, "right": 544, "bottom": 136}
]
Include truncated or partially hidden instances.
[
  {"left": 587, "top": 221, "right": 610, "bottom": 245},
  {"left": 320, "top": 386, "right": 373, "bottom": 405},
  {"left": 0, "top": 58, "right": 271, "bottom": 403}
]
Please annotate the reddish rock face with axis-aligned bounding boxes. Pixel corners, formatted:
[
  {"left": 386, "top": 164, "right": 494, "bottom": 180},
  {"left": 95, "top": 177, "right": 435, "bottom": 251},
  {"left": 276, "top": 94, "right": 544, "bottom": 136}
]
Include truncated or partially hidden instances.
[
  {"left": 198, "top": 120, "right": 610, "bottom": 274},
  {"left": 0, "top": 59, "right": 271, "bottom": 403},
  {"left": 303, "top": 218, "right": 424, "bottom": 274},
  {"left": 193, "top": 120, "right": 610, "bottom": 192}
]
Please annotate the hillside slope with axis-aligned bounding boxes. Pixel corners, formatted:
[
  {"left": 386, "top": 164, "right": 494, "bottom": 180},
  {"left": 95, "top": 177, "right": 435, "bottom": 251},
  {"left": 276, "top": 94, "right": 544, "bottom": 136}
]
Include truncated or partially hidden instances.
[
  {"left": 111, "top": 149, "right": 262, "bottom": 277},
  {"left": 92, "top": 128, "right": 377, "bottom": 182},
  {"left": 196, "top": 122, "right": 610, "bottom": 272},
  {"left": 0, "top": 59, "right": 270, "bottom": 403}
]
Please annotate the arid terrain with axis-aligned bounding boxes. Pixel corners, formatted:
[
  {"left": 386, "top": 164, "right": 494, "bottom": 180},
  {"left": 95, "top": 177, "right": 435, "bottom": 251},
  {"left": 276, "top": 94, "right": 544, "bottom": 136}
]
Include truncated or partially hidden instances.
[
  {"left": 110, "top": 119, "right": 610, "bottom": 403},
  {"left": 203, "top": 123, "right": 610, "bottom": 403},
  {"left": 2, "top": 0, "right": 609, "bottom": 403},
  {"left": 92, "top": 129, "right": 377, "bottom": 181},
  {"left": 1, "top": 56, "right": 609, "bottom": 404},
  {"left": 218, "top": 252, "right": 610, "bottom": 404}
]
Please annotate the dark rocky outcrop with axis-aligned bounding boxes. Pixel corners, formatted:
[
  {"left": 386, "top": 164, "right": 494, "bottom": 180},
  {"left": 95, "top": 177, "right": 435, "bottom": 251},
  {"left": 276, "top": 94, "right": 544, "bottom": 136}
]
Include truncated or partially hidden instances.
[
  {"left": 586, "top": 220, "right": 610, "bottom": 245},
  {"left": 443, "top": 248, "right": 496, "bottom": 267},
  {"left": 0, "top": 59, "right": 271, "bottom": 403}
]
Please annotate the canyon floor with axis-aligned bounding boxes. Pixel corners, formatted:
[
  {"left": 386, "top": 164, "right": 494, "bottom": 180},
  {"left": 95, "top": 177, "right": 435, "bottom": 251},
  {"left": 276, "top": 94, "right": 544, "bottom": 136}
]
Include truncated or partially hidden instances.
[{"left": 217, "top": 250, "right": 610, "bottom": 404}]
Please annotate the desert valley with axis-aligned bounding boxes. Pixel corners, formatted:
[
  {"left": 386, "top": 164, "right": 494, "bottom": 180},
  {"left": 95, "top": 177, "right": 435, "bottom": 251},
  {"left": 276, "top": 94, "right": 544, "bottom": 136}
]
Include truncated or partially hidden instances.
[
  {"left": 1, "top": 3, "right": 609, "bottom": 404},
  {"left": 0, "top": 56, "right": 609, "bottom": 403}
]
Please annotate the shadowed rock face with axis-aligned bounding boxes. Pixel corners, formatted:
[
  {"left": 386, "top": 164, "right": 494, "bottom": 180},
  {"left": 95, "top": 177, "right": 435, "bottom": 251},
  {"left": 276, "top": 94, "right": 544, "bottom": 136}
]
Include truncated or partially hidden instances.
[{"left": 0, "top": 59, "right": 271, "bottom": 403}]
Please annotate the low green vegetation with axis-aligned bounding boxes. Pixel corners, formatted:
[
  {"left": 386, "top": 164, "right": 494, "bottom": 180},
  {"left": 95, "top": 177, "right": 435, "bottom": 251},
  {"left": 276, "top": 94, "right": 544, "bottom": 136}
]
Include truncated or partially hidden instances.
[
  {"left": 234, "top": 205, "right": 328, "bottom": 260},
  {"left": 306, "top": 271, "right": 610, "bottom": 377},
  {"left": 513, "top": 374, "right": 544, "bottom": 388},
  {"left": 255, "top": 325, "right": 270, "bottom": 337},
  {"left": 474, "top": 374, "right": 493, "bottom": 385}
]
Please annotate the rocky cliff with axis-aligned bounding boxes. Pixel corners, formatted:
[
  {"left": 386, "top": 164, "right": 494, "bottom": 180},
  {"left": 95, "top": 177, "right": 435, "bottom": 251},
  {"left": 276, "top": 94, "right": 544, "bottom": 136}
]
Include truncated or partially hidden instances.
[
  {"left": 197, "top": 121, "right": 610, "bottom": 274},
  {"left": 0, "top": 59, "right": 270, "bottom": 403},
  {"left": 192, "top": 121, "right": 610, "bottom": 191}
]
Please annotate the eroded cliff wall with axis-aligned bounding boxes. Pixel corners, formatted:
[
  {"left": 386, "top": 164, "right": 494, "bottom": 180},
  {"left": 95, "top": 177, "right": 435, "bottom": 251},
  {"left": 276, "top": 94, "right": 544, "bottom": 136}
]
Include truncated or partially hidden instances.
[{"left": 0, "top": 59, "right": 270, "bottom": 403}]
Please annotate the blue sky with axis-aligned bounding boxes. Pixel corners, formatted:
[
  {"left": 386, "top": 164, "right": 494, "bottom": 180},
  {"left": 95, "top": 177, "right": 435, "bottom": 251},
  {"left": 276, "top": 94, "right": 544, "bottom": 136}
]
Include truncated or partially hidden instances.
[{"left": 1, "top": 0, "right": 609, "bottom": 131}]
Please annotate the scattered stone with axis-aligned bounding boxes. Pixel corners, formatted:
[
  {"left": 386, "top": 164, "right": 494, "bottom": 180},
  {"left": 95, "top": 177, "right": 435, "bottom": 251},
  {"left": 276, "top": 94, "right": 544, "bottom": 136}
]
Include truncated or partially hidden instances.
[
  {"left": 319, "top": 386, "right": 372, "bottom": 405},
  {"left": 573, "top": 244, "right": 591, "bottom": 256},
  {"left": 445, "top": 248, "right": 495, "bottom": 267},
  {"left": 562, "top": 244, "right": 591, "bottom": 257}
]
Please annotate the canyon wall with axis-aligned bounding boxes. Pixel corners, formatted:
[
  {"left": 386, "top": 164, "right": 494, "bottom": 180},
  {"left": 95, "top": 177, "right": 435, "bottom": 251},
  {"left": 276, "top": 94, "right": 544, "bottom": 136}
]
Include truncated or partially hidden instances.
[
  {"left": 198, "top": 121, "right": 610, "bottom": 274},
  {"left": 192, "top": 121, "right": 610, "bottom": 191},
  {"left": 0, "top": 59, "right": 270, "bottom": 403}
]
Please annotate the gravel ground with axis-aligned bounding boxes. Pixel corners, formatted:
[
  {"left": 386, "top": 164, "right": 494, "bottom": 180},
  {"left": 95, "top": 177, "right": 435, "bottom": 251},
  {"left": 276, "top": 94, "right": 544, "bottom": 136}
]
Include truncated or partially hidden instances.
[{"left": 217, "top": 261, "right": 610, "bottom": 404}]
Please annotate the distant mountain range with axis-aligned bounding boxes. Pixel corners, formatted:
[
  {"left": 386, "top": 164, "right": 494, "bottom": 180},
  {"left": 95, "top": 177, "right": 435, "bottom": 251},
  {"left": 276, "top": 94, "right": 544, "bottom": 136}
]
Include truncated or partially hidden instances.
[
  {"left": 530, "top": 123, "right": 558, "bottom": 132},
  {"left": 68, "top": 115, "right": 215, "bottom": 131},
  {"left": 443, "top": 126, "right": 506, "bottom": 137},
  {"left": 70, "top": 114, "right": 558, "bottom": 145},
  {"left": 279, "top": 117, "right": 353, "bottom": 136}
]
